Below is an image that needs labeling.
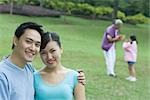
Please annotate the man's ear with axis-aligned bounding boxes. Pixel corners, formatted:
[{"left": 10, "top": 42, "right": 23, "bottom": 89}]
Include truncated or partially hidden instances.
[{"left": 13, "top": 36, "right": 18, "bottom": 47}]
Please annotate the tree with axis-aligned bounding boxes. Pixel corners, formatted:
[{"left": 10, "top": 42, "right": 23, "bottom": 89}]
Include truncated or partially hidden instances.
[
  {"left": 112, "top": 0, "right": 119, "bottom": 20},
  {"left": 10, "top": 0, "right": 13, "bottom": 14},
  {"left": 39, "top": 0, "right": 43, "bottom": 7}
]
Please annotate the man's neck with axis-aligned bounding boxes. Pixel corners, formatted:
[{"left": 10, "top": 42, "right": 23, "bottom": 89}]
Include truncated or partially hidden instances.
[{"left": 9, "top": 53, "right": 26, "bottom": 69}]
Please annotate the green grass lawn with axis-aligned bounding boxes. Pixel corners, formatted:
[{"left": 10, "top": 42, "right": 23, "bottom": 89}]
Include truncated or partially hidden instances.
[{"left": 0, "top": 14, "right": 149, "bottom": 100}]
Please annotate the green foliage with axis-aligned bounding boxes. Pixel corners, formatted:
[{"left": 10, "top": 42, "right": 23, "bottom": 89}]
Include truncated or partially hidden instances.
[
  {"left": 43, "top": 0, "right": 75, "bottom": 15},
  {"left": 0, "top": 0, "right": 9, "bottom": 4},
  {"left": 0, "top": 0, "right": 6, "bottom": 4},
  {"left": 93, "top": 6, "right": 126, "bottom": 20},
  {"left": 75, "top": 3, "right": 94, "bottom": 15},
  {"left": 0, "top": 0, "right": 149, "bottom": 17},
  {"left": 117, "top": 11, "right": 126, "bottom": 20},
  {"left": 27, "top": 0, "right": 40, "bottom": 5},
  {"left": 64, "top": 2, "right": 75, "bottom": 15},
  {"left": 125, "top": 13, "right": 149, "bottom": 25},
  {"left": 41, "top": 1, "right": 125, "bottom": 21},
  {"left": 0, "top": 0, "right": 148, "bottom": 24},
  {"left": 119, "top": 0, "right": 149, "bottom": 17},
  {"left": 95, "top": 7, "right": 103, "bottom": 16},
  {"left": 94, "top": 6, "right": 113, "bottom": 18},
  {"left": 50, "top": 1, "right": 64, "bottom": 10},
  {"left": 101, "top": 7, "right": 113, "bottom": 15}
]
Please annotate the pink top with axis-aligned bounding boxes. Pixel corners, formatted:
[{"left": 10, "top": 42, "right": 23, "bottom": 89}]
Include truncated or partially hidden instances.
[{"left": 122, "top": 41, "right": 137, "bottom": 62}]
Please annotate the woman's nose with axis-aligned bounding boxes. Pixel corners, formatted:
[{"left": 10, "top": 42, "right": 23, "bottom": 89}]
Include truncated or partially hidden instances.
[{"left": 47, "top": 53, "right": 53, "bottom": 59}]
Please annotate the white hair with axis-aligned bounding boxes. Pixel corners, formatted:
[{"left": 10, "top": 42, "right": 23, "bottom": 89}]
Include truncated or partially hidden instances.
[{"left": 115, "top": 19, "right": 123, "bottom": 25}]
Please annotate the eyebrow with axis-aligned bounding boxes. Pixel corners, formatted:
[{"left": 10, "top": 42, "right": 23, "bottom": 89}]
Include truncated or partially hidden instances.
[
  {"left": 41, "top": 48, "right": 55, "bottom": 53},
  {"left": 49, "top": 48, "right": 55, "bottom": 51},
  {"left": 26, "top": 38, "right": 41, "bottom": 44}
]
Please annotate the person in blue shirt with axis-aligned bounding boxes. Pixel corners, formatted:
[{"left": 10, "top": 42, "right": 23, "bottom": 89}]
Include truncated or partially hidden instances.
[
  {"left": 34, "top": 32, "right": 86, "bottom": 100},
  {"left": 0, "top": 22, "right": 43, "bottom": 100},
  {"left": 0, "top": 22, "right": 85, "bottom": 100}
]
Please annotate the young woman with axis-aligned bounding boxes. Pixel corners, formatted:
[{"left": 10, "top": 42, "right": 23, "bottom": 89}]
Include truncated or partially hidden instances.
[
  {"left": 123, "top": 35, "right": 138, "bottom": 82},
  {"left": 34, "top": 32, "right": 86, "bottom": 100}
]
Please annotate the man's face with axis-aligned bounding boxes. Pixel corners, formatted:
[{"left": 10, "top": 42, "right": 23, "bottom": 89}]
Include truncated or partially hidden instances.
[{"left": 14, "top": 29, "right": 41, "bottom": 62}]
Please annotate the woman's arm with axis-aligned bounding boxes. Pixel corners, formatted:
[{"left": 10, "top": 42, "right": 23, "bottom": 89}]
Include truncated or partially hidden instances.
[{"left": 74, "top": 82, "right": 86, "bottom": 100}]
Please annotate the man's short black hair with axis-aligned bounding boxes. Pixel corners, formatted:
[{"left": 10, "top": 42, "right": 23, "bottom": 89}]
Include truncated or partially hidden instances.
[{"left": 12, "top": 22, "right": 44, "bottom": 49}]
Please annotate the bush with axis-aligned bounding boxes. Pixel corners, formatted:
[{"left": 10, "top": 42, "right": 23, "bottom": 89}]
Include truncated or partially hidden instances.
[
  {"left": 102, "top": 7, "right": 113, "bottom": 15},
  {"left": 0, "top": 0, "right": 6, "bottom": 4},
  {"left": 125, "top": 13, "right": 149, "bottom": 25},
  {"left": 64, "top": 2, "right": 75, "bottom": 15},
  {"left": 45, "top": 1, "right": 75, "bottom": 15},
  {"left": 71, "top": 3, "right": 94, "bottom": 16},
  {"left": 117, "top": 11, "right": 126, "bottom": 20}
]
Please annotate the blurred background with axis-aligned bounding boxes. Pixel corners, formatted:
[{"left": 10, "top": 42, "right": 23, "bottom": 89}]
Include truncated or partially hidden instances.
[{"left": 0, "top": 0, "right": 149, "bottom": 100}]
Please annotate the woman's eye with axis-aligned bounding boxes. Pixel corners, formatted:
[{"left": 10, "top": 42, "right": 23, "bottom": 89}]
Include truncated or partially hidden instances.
[
  {"left": 35, "top": 43, "right": 41, "bottom": 47},
  {"left": 51, "top": 50, "right": 56, "bottom": 53}
]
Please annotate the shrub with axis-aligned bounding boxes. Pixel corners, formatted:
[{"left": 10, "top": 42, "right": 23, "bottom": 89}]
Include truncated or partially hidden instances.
[
  {"left": 94, "top": 7, "right": 113, "bottom": 16},
  {"left": 64, "top": 2, "right": 75, "bottom": 15},
  {"left": 45, "top": 1, "right": 75, "bottom": 15},
  {"left": 72, "top": 3, "right": 94, "bottom": 16},
  {"left": 125, "top": 13, "right": 149, "bottom": 25},
  {"left": 0, "top": 0, "right": 6, "bottom": 4},
  {"left": 117, "top": 11, "right": 126, "bottom": 20}
]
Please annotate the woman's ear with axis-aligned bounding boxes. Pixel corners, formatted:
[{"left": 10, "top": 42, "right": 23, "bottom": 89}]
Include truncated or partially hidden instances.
[{"left": 60, "top": 47, "right": 63, "bottom": 54}]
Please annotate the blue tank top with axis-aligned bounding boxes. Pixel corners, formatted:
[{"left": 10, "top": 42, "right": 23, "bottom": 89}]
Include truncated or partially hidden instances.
[{"left": 34, "top": 70, "right": 78, "bottom": 100}]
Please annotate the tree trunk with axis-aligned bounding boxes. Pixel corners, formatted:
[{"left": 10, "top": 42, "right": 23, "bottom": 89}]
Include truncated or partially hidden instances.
[
  {"left": 39, "top": 0, "right": 43, "bottom": 8},
  {"left": 10, "top": 0, "right": 13, "bottom": 15},
  {"left": 112, "top": 0, "right": 119, "bottom": 20}
]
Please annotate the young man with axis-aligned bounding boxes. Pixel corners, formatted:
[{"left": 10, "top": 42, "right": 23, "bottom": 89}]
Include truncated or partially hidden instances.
[
  {"left": 0, "top": 22, "right": 85, "bottom": 100},
  {"left": 101, "top": 19, "right": 124, "bottom": 77}
]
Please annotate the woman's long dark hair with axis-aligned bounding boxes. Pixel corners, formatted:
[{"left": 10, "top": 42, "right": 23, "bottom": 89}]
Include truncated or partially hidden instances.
[{"left": 40, "top": 32, "right": 61, "bottom": 51}]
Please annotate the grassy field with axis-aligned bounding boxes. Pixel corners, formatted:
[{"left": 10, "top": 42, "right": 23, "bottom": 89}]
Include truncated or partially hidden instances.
[{"left": 0, "top": 14, "right": 149, "bottom": 100}]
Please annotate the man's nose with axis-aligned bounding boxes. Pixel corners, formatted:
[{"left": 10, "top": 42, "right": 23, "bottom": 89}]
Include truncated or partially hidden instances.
[{"left": 30, "top": 43, "right": 36, "bottom": 51}]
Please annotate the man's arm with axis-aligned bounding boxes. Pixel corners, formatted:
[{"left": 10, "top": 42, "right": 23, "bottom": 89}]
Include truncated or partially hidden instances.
[
  {"left": 107, "top": 34, "right": 121, "bottom": 43},
  {"left": 77, "top": 70, "right": 86, "bottom": 85},
  {"left": 0, "top": 73, "right": 9, "bottom": 100}
]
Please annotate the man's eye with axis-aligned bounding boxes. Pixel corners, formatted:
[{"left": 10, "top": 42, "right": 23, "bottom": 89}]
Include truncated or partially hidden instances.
[{"left": 26, "top": 40, "right": 32, "bottom": 43}]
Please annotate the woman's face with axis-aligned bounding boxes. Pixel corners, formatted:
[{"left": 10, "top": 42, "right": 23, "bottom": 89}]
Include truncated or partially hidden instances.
[{"left": 40, "top": 41, "right": 62, "bottom": 68}]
